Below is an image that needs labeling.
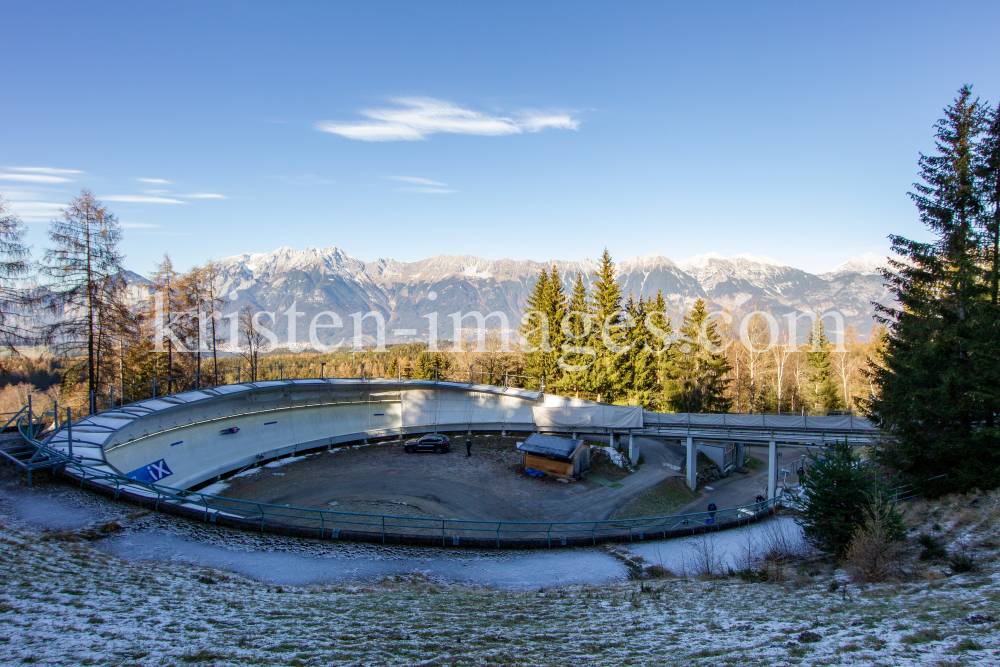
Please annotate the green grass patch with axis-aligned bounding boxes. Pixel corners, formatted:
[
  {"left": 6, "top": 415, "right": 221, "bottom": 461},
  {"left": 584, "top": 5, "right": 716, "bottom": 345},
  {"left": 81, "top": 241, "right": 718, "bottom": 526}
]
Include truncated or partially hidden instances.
[
  {"left": 744, "top": 455, "right": 765, "bottom": 469},
  {"left": 610, "top": 477, "right": 698, "bottom": 520},
  {"left": 901, "top": 628, "right": 943, "bottom": 644}
]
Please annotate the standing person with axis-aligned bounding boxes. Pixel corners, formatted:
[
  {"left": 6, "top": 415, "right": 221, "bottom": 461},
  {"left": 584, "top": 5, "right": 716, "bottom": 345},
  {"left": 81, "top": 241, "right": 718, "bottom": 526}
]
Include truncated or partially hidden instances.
[
  {"left": 466, "top": 438, "right": 472, "bottom": 457},
  {"left": 706, "top": 501, "right": 717, "bottom": 525}
]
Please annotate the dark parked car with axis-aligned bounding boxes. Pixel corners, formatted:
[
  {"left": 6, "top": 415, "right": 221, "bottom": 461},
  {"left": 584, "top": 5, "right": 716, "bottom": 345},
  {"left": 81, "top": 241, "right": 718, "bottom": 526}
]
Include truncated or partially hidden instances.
[{"left": 404, "top": 434, "right": 451, "bottom": 454}]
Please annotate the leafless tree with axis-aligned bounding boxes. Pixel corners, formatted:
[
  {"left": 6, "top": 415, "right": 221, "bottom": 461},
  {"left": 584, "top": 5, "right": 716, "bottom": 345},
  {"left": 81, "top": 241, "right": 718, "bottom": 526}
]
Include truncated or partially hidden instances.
[
  {"left": 239, "top": 305, "right": 266, "bottom": 382},
  {"left": 0, "top": 194, "right": 32, "bottom": 355}
]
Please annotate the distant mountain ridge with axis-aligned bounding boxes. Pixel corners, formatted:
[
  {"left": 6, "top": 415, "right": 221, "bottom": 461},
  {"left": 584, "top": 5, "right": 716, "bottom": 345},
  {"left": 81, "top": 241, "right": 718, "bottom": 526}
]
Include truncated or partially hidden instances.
[{"left": 162, "top": 246, "right": 895, "bottom": 345}]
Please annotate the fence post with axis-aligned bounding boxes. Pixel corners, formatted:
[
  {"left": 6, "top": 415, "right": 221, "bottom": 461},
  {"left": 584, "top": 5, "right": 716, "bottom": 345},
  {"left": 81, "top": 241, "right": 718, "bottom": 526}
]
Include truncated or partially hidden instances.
[
  {"left": 152, "top": 378, "right": 157, "bottom": 398},
  {"left": 27, "top": 395, "right": 32, "bottom": 437}
]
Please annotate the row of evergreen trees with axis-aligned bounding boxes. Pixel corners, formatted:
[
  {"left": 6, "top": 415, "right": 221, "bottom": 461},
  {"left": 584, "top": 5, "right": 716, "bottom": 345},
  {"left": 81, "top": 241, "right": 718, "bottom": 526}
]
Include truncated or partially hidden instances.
[
  {"left": 519, "top": 249, "right": 854, "bottom": 413},
  {"left": 868, "top": 85, "right": 1000, "bottom": 494},
  {"left": 519, "top": 250, "right": 733, "bottom": 411}
]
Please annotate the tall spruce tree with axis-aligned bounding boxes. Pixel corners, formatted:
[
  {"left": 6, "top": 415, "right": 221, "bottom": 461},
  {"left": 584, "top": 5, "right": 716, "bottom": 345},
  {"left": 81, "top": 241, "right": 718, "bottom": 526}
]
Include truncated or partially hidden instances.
[
  {"left": 807, "top": 320, "right": 844, "bottom": 412},
  {"left": 664, "top": 298, "right": 731, "bottom": 413},
  {"left": 42, "top": 190, "right": 125, "bottom": 413},
  {"left": 980, "top": 103, "right": 1000, "bottom": 305},
  {"left": 555, "top": 273, "right": 592, "bottom": 396},
  {"left": 647, "top": 289, "right": 674, "bottom": 408},
  {"left": 868, "top": 86, "right": 999, "bottom": 494},
  {"left": 974, "top": 103, "right": 1000, "bottom": 434},
  {"left": 519, "top": 266, "right": 566, "bottom": 389},
  {"left": 618, "top": 294, "right": 658, "bottom": 406},
  {"left": 588, "top": 249, "right": 625, "bottom": 403}
]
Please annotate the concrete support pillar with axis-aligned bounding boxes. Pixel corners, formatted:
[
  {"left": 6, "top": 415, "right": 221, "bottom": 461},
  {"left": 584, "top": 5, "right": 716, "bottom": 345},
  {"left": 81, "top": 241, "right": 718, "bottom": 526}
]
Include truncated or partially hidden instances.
[
  {"left": 767, "top": 440, "right": 778, "bottom": 500},
  {"left": 628, "top": 434, "right": 639, "bottom": 466},
  {"left": 736, "top": 443, "right": 745, "bottom": 468},
  {"left": 686, "top": 436, "right": 696, "bottom": 491},
  {"left": 609, "top": 433, "right": 616, "bottom": 450}
]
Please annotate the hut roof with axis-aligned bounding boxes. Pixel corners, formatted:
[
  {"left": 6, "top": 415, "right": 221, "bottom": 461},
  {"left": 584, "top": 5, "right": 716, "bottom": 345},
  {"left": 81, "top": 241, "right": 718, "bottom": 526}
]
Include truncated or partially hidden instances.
[{"left": 517, "top": 433, "right": 586, "bottom": 462}]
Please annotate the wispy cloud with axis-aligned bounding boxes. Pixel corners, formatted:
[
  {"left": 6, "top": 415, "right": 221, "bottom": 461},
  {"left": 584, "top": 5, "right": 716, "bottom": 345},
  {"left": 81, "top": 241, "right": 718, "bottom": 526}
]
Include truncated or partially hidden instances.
[
  {"left": 6, "top": 200, "right": 64, "bottom": 222},
  {"left": 266, "top": 174, "right": 335, "bottom": 186},
  {"left": 8, "top": 167, "right": 82, "bottom": 175},
  {"left": 120, "top": 222, "right": 160, "bottom": 229},
  {"left": 389, "top": 176, "right": 449, "bottom": 187},
  {"left": 317, "top": 97, "right": 579, "bottom": 142},
  {"left": 181, "top": 193, "right": 226, "bottom": 199},
  {"left": 400, "top": 187, "right": 456, "bottom": 194},
  {"left": 136, "top": 177, "right": 170, "bottom": 184},
  {"left": 102, "top": 195, "right": 186, "bottom": 204},
  {"left": 0, "top": 173, "right": 73, "bottom": 184}
]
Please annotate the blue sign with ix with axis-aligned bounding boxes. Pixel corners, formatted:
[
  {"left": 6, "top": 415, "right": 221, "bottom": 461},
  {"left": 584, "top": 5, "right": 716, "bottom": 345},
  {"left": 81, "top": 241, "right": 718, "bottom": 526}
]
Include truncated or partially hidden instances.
[{"left": 126, "top": 459, "right": 173, "bottom": 483}]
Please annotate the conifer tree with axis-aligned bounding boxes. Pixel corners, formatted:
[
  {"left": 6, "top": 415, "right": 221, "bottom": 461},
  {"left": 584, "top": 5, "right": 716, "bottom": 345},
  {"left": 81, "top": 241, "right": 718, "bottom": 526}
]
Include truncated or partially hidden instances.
[
  {"left": 41, "top": 190, "right": 125, "bottom": 412},
  {"left": 619, "top": 294, "right": 657, "bottom": 406},
  {"left": 414, "top": 350, "right": 449, "bottom": 380},
  {"left": 974, "top": 103, "right": 1000, "bottom": 434},
  {"left": 555, "top": 273, "right": 592, "bottom": 396},
  {"left": 798, "top": 440, "right": 904, "bottom": 557},
  {"left": 868, "top": 86, "right": 998, "bottom": 494},
  {"left": 588, "top": 249, "right": 625, "bottom": 402},
  {"left": 980, "top": 103, "right": 1000, "bottom": 305},
  {"left": 519, "top": 266, "right": 566, "bottom": 388},
  {"left": 807, "top": 320, "right": 844, "bottom": 412},
  {"left": 664, "top": 298, "right": 731, "bottom": 413},
  {"left": 646, "top": 289, "right": 673, "bottom": 408}
]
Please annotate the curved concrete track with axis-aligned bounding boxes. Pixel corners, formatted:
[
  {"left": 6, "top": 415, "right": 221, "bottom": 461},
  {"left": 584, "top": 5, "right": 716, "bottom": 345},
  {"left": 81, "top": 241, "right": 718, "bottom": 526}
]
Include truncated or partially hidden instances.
[{"left": 15, "top": 379, "right": 874, "bottom": 547}]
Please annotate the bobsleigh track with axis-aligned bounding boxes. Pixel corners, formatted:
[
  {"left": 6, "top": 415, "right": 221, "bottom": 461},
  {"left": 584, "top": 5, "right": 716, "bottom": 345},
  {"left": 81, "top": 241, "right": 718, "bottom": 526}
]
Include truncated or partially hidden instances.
[{"left": 7, "top": 379, "right": 877, "bottom": 548}]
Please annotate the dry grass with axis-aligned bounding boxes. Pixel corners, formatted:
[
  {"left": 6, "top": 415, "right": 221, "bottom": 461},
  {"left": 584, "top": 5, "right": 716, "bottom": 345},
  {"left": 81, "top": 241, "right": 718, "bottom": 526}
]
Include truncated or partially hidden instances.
[{"left": 609, "top": 477, "right": 697, "bottom": 520}]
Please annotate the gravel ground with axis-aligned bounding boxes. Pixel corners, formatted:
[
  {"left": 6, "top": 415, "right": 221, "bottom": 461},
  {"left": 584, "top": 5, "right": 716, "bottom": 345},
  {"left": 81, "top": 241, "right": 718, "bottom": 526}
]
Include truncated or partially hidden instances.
[{"left": 202, "top": 434, "right": 690, "bottom": 522}]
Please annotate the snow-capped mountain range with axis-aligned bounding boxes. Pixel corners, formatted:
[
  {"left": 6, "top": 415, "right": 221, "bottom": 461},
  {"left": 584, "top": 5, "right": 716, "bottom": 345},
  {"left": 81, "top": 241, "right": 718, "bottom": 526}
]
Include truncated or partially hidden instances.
[{"left": 160, "top": 246, "right": 895, "bottom": 344}]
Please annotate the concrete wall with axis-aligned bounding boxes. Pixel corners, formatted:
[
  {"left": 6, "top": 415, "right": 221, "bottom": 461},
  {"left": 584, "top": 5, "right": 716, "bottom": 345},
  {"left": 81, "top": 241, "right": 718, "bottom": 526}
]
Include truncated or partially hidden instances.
[{"left": 100, "top": 382, "right": 541, "bottom": 490}]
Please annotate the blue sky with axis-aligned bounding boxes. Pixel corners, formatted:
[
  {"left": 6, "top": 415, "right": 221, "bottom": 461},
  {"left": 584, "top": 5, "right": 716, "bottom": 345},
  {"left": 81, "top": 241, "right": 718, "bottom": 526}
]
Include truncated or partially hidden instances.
[{"left": 2, "top": 1, "right": 999, "bottom": 276}]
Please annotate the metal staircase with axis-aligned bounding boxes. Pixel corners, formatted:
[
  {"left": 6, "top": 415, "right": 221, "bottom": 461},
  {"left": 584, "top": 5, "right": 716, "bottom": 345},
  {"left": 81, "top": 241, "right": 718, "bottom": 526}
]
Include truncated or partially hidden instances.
[{"left": 0, "top": 407, "right": 70, "bottom": 485}]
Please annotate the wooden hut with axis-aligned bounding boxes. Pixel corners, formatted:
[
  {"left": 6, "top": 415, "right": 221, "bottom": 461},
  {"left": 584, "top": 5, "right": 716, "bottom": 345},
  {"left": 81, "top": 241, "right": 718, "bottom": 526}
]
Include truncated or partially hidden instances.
[{"left": 517, "top": 433, "right": 590, "bottom": 479}]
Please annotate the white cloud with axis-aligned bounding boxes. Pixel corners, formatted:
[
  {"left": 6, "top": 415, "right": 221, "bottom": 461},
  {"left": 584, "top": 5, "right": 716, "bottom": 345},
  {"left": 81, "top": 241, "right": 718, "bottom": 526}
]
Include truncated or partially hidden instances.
[
  {"left": 181, "top": 193, "right": 226, "bottom": 199},
  {"left": 143, "top": 189, "right": 170, "bottom": 195},
  {"left": 389, "top": 176, "right": 448, "bottom": 187},
  {"left": 101, "top": 195, "right": 186, "bottom": 204},
  {"left": 0, "top": 173, "right": 72, "bottom": 184},
  {"left": 400, "top": 187, "right": 456, "bottom": 194},
  {"left": 136, "top": 178, "right": 170, "bottom": 184},
  {"left": 8, "top": 167, "right": 83, "bottom": 175},
  {"left": 317, "top": 97, "right": 579, "bottom": 142},
  {"left": 6, "top": 200, "right": 64, "bottom": 222},
  {"left": 120, "top": 222, "right": 160, "bottom": 229}
]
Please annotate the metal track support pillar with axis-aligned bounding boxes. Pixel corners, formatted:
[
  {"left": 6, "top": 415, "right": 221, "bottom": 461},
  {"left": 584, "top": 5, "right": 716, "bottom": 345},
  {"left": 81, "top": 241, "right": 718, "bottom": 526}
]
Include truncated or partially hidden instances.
[
  {"left": 767, "top": 439, "right": 778, "bottom": 500},
  {"left": 686, "top": 436, "right": 696, "bottom": 491}
]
